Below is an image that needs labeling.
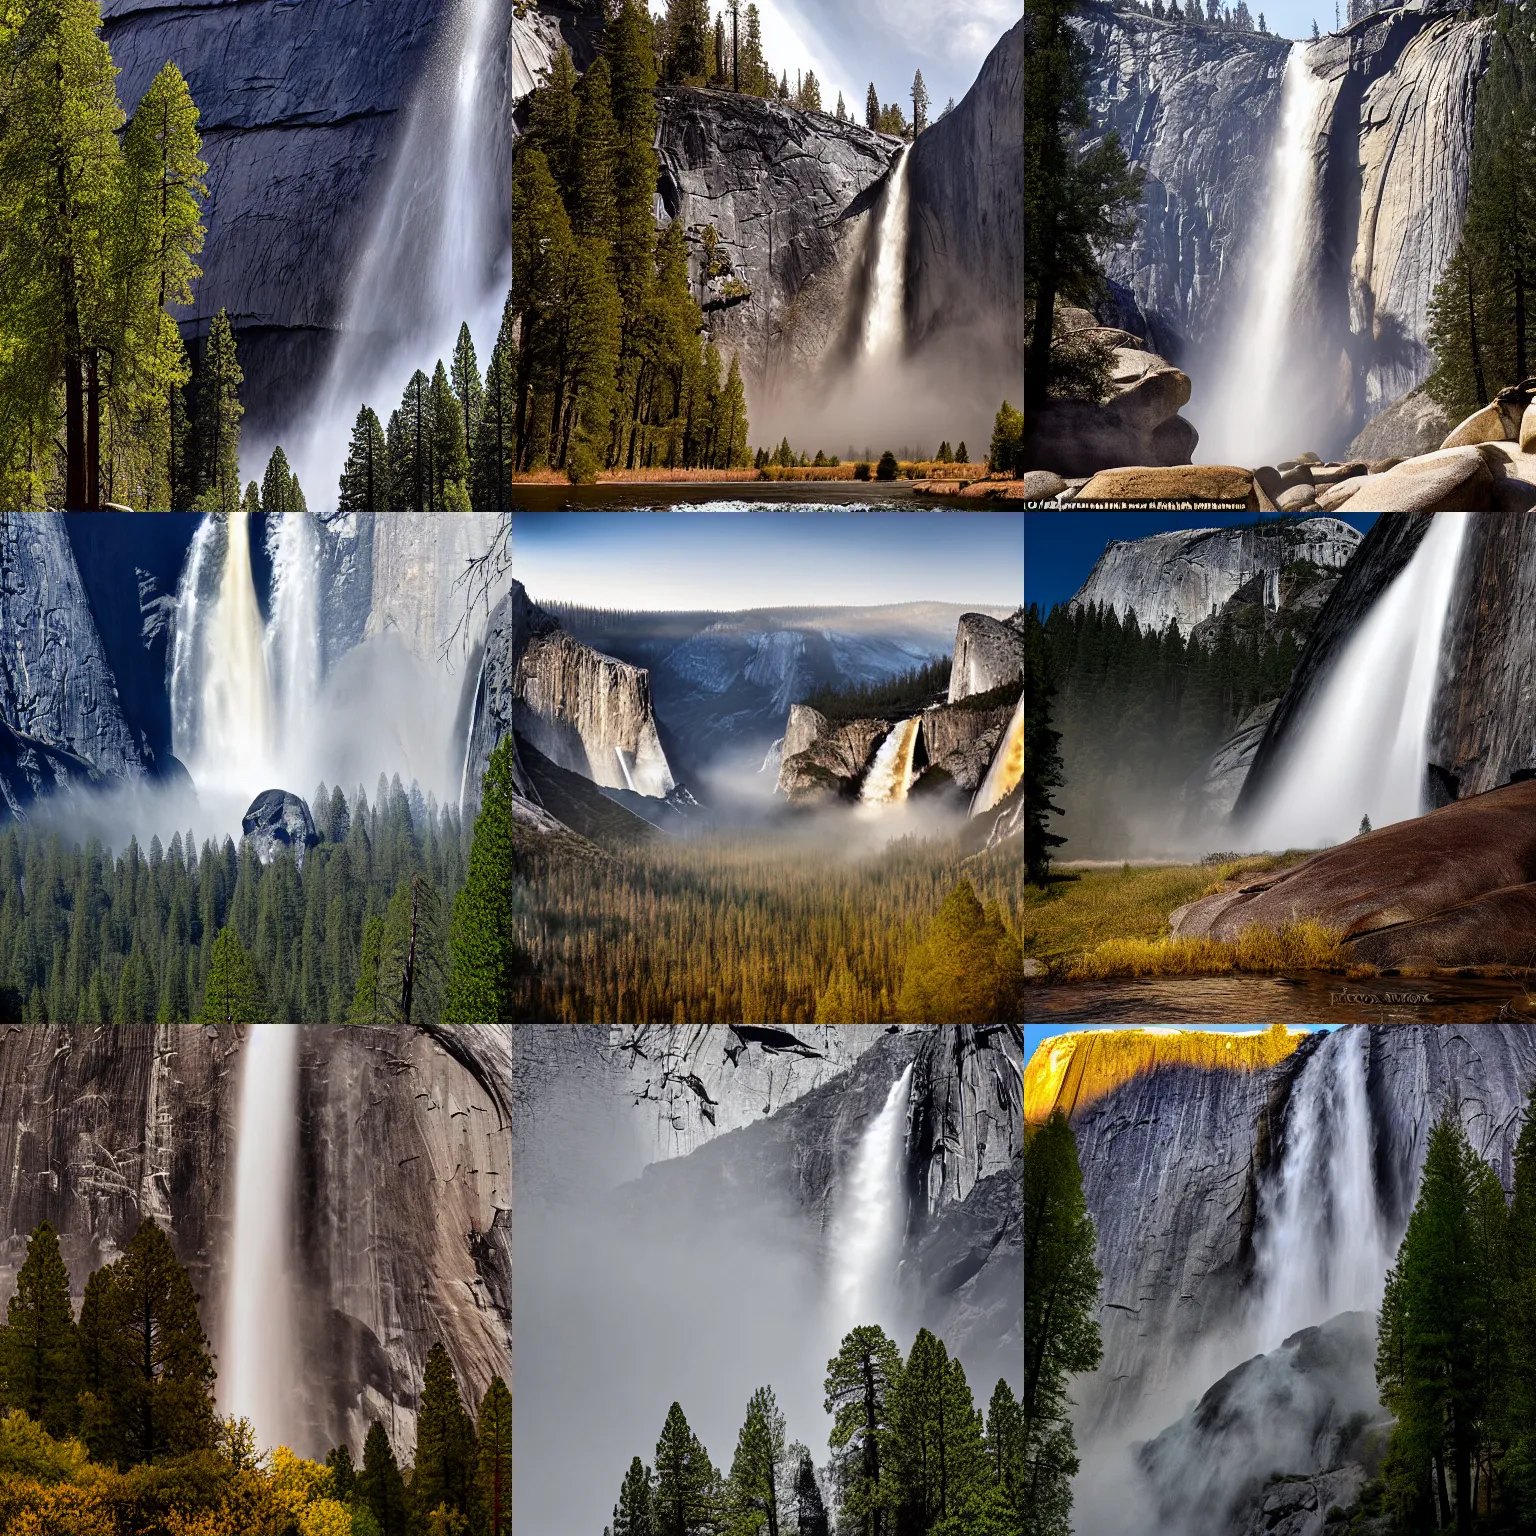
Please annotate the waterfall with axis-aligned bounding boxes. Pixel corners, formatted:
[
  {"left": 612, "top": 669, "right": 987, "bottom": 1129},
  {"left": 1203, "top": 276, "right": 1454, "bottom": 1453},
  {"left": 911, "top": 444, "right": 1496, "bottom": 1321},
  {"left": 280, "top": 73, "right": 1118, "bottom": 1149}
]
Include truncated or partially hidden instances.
[
  {"left": 1196, "top": 46, "right": 1329, "bottom": 465},
  {"left": 1241, "top": 513, "right": 1470, "bottom": 849},
  {"left": 862, "top": 148, "right": 910, "bottom": 357},
  {"left": 829, "top": 1064, "right": 913, "bottom": 1336},
  {"left": 860, "top": 717, "right": 921, "bottom": 807},
  {"left": 1254, "top": 1029, "right": 1389, "bottom": 1349},
  {"left": 265, "top": 514, "right": 322, "bottom": 772},
  {"left": 971, "top": 694, "right": 1024, "bottom": 817},
  {"left": 224, "top": 1024, "right": 301, "bottom": 1450},
  {"left": 292, "top": 0, "right": 509, "bottom": 500},
  {"left": 170, "top": 512, "right": 276, "bottom": 795}
]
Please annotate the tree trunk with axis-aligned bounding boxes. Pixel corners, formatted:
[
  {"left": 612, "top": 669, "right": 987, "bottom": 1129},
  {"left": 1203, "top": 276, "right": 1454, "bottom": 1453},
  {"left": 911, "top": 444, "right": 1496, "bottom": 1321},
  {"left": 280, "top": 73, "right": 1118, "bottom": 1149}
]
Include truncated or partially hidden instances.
[
  {"left": 85, "top": 351, "right": 101, "bottom": 510},
  {"left": 1455, "top": 1439, "right": 1471, "bottom": 1534},
  {"left": 64, "top": 355, "right": 86, "bottom": 510},
  {"left": 1436, "top": 1453, "right": 1451, "bottom": 1530},
  {"left": 1025, "top": 278, "right": 1055, "bottom": 417},
  {"left": 1468, "top": 264, "right": 1488, "bottom": 408}
]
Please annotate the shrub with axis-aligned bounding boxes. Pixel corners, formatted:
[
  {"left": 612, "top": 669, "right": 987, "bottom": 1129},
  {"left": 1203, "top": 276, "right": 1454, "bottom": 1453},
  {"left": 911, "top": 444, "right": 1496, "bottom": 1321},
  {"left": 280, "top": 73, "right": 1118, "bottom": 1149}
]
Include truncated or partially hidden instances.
[
  {"left": 853, "top": 461, "right": 871, "bottom": 481},
  {"left": 566, "top": 441, "right": 600, "bottom": 484},
  {"left": 875, "top": 450, "right": 898, "bottom": 480}
]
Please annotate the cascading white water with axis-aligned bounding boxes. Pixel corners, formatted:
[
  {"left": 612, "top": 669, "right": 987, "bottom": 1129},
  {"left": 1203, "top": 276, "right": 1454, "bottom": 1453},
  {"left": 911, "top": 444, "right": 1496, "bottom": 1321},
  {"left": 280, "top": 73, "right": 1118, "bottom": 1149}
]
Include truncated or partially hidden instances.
[
  {"left": 1254, "top": 1028, "right": 1389, "bottom": 1350},
  {"left": 1197, "top": 46, "right": 1328, "bottom": 465},
  {"left": 971, "top": 694, "right": 1024, "bottom": 817},
  {"left": 860, "top": 717, "right": 921, "bottom": 807},
  {"left": 171, "top": 512, "right": 276, "bottom": 795},
  {"left": 265, "top": 514, "right": 322, "bottom": 771},
  {"left": 1242, "top": 513, "right": 1470, "bottom": 849},
  {"left": 292, "top": 0, "right": 509, "bottom": 501},
  {"left": 829, "top": 1064, "right": 914, "bottom": 1336},
  {"left": 224, "top": 1024, "right": 301, "bottom": 1450},
  {"left": 862, "top": 148, "right": 910, "bottom": 357}
]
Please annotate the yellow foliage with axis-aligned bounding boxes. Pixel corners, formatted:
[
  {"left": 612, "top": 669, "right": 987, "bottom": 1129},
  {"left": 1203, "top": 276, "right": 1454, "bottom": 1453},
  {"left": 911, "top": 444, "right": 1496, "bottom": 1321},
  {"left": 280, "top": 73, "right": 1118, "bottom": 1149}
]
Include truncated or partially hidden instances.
[
  {"left": 1065, "top": 919, "right": 1342, "bottom": 983},
  {"left": 1026, "top": 1021, "right": 1305, "bottom": 1123},
  {"left": 299, "top": 1497, "right": 354, "bottom": 1536},
  {"left": 0, "top": 1479, "right": 115, "bottom": 1536}
]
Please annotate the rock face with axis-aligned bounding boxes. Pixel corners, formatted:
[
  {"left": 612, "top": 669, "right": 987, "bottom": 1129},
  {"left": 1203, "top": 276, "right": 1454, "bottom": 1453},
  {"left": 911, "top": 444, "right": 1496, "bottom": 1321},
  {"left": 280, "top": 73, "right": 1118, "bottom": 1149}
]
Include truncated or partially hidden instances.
[
  {"left": 655, "top": 86, "right": 897, "bottom": 397},
  {"left": 242, "top": 789, "right": 321, "bottom": 868},
  {"left": 0, "top": 1024, "right": 510, "bottom": 1459},
  {"left": 1139, "top": 1312, "right": 1382, "bottom": 1536},
  {"left": 921, "top": 699, "right": 1018, "bottom": 797},
  {"left": 775, "top": 705, "right": 889, "bottom": 802},
  {"left": 462, "top": 582, "right": 675, "bottom": 812},
  {"left": 1070, "top": 518, "right": 1362, "bottom": 635},
  {"left": 1053, "top": 1025, "right": 1536, "bottom": 1433},
  {"left": 1024, "top": 365, "right": 1200, "bottom": 477},
  {"left": 905, "top": 20, "right": 1023, "bottom": 361},
  {"left": 0, "top": 514, "right": 147, "bottom": 803},
  {"left": 1187, "top": 700, "right": 1279, "bottom": 824},
  {"left": 949, "top": 610, "right": 1025, "bottom": 702},
  {"left": 101, "top": 1, "right": 510, "bottom": 448},
  {"left": 1347, "top": 386, "right": 1451, "bottom": 460},
  {"left": 1081, "top": 0, "right": 1490, "bottom": 435}
]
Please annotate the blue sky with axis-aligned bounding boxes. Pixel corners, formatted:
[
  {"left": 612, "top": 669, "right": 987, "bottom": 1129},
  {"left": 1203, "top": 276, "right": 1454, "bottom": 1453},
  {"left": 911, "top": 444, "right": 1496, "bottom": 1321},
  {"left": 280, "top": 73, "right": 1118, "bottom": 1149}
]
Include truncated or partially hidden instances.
[
  {"left": 1024, "top": 511, "right": 1378, "bottom": 617},
  {"left": 512, "top": 511, "right": 1023, "bottom": 611}
]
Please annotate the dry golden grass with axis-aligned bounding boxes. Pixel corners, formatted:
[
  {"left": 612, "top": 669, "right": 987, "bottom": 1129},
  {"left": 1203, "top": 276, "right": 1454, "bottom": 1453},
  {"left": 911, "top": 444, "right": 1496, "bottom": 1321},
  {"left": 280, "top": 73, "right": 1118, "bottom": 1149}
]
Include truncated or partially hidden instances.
[
  {"left": 1026, "top": 1021, "right": 1305, "bottom": 1123},
  {"left": 1067, "top": 919, "right": 1342, "bottom": 981}
]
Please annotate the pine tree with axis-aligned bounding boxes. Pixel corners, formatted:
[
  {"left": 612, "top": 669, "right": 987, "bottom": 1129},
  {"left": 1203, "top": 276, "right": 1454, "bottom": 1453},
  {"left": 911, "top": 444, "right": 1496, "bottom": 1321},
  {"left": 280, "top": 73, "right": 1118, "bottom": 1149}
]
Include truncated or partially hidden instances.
[
  {"left": 653, "top": 1402, "right": 717, "bottom": 1536},
  {"left": 391, "top": 369, "right": 434, "bottom": 511},
  {"left": 910, "top": 70, "right": 929, "bottom": 134},
  {"left": 728, "top": 1385, "right": 787, "bottom": 1534},
  {"left": 195, "top": 309, "right": 244, "bottom": 511},
  {"left": 984, "top": 1379, "right": 1024, "bottom": 1517},
  {"left": 572, "top": 59, "right": 619, "bottom": 244},
  {"left": 195, "top": 925, "right": 265, "bottom": 1024},
  {"left": 1507, "top": 1081, "right": 1536, "bottom": 1520},
  {"left": 889, "top": 1330, "right": 986, "bottom": 1529},
  {"left": 339, "top": 405, "right": 388, "bottom": 511},
  {"left": 665, "top": 0, "right": 710, "bottom": 82},
  {"left": 444, "top": 737, "right": 523, "bottom": 1023},
  {"left": 261, "top": 444, "right": 301, "bottom": 512},
  {"left": 824, "top": 1325, "right": 903, "bottom": 1536},
  {"left": 793, "top": 1449, "right": 829, "bottom": 1536},
  {"left": 327, "top": 1442, "right": 357, "bottom": 1503},
  {"left": 430, "top": 359, "right": 468, "bottom": 508},
  {"left": 359, "top": 1421, "right": 411, "bottom": 1536},
  {"left": 897, "top": 881, "right": 1024, "bottom": 1023},
  {"left": 473, "top": 296, "right": 516, "bottom": 508},
  {"left": 414, "top": 1343, "right": 478, "bottom": 1522},
  {"left": 0, "top": 1221, "right": 82, "bottom": 1437},
  {"left": 614, "top": 1455, "right": 656, "bottom": 1536},
  {"left": 865, "top": 82, "right": 880, "bottom": 130},
  {"left": 78, "top": 1220, "right": 217, "bottom": 1468},
  {"left": 1024, "top": 606, "right": 1065, "bottom": 882},
  {"left": 474, "top": 1375, "right": 511, "bottom": 1536},
  {"left": 1023, "top": 1111, "right": 1102, "bottom": 1536}
]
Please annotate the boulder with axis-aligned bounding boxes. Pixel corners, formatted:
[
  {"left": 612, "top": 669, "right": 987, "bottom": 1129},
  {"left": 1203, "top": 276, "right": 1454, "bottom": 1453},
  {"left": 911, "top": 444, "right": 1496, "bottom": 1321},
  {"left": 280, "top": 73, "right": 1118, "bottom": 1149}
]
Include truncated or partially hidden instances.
[
  {"left": 1311, "top": 461, "right": 1368, "bottom": 485},
  {"left": 1018, "top": 470, "right": 1068, "bottom": 501},
  {"left": 1276, "top": 483, "right": 1318, "bottom": 511},
  {"left": 775, "top": 706, "right": 889, "bottom": 803},
  {"left": 242, "top": 789, "right": 320, "bottom": 868},
  {"left": 1023, "top": 366, "right": 1199, "bottom": 477},
  {"left": 1074, "top": 463, "right": 1255, "bottom": 505},
  {"left": 1279, "top": 463, "right": 1316, "bottom": 490},
  {"left": 1328, "top": 445, "right": 1492, "bottom": 510},
  {"left": 1441, "top": 401, "right": 1512, "bottom": 447},
  {"left": 1173, "top": 778, "right": 1536, "bottom": 967},
  {"left": 1254, "top": 465, "right": 1285, "bottom": 502},
  {"left": 1317, "top": 474, "right": 1369, "bottom": 511},
  {"left": 1522, "top": 400, "right": 1536, "bottom": 451},
  {"left": 1346, "top": 387, "right": 1450, "bottom": 461}
]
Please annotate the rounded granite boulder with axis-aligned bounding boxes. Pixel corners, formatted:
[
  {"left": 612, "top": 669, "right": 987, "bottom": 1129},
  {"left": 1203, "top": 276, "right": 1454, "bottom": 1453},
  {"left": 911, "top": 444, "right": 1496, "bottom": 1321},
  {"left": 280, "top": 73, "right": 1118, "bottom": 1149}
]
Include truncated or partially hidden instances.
[{"left": 242, "top": 789, "right": 320, "bottom": 868}]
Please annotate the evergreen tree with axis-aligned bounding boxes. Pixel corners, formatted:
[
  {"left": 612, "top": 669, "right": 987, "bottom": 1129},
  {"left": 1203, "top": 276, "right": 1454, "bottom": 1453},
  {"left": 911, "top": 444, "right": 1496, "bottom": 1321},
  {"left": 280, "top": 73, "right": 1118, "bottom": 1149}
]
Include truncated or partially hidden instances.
[
  {"left": 474, "top": 1375, "right": 511, "bottom": 1536},
  {"left": 615, "top": 1455, "right": 656, "bottom": 1536},
  {"left": 728, "top": 1385, "right": 787, "bottom": 1535},
  {"left": 260, "top": 444, "right": 301, "bottom": 512},
  {"left": 897, "top": 880, "right": 1024, "bottom": 1023},
  {"left": 1024, "top": 605, "right": 1065, "bottom": 883},
  {"left": 359, "top": 1421, "right": 411, "bottom": 1536},
  {"left": 0, "top": 1221, "right": 82, "bottom": 1437},
  {"left": 910, "top": 70, "right": 929, "bottom": 134},
  {"left": 865, "top": 82, "right": 880, "bottom": 130},
  {"left": 241, "top": 478, "right": 260, "bottom": 517},
  {"left": 391, "top": 369, "right": 434, "bottom": 511},
  {"left": 984, "top": 1379, "right": 1025, "bottom": 1517},
  {"left": 430, "top": 359, "right": 469, "bottom": 508},
  {"left": 1023, "top": 1111, "right": 1102, "bottom": 1536},
  {"left": 989, "top": 400, "right": 1023, "bottom": 475},
  {"left": 444, "top": 737, "right": 523, "bottom": 1023},
  {"left": 653, "top": 1402, "right": 717, "bottom": 1536},
  {"left": 195, "top": 925, "right": 265, "bottom": 1024},
  {"left": 1506, "top": 1082, "right": 1536, "bottom": 1521},
  {"left": 824, "top": 1325, "right": 903, "bottom": 1535},
  {"left": 835, "top": 91, "right": 846, "bottom": 122},
  {"left": 888, "top": 1330, "right": 986, "bottom": 1529},
  {"left": 665, "top": 0, "right": 710, "bottom": 82},
  {"left": 414, "top": 1343, "right": 478, "bottom": 1522},
  {"left": 1024, "top": 0, "right": 1143, "bottom": 414},
  {"left": 327, "top": 1442, "right": 357, "bottom": 1503},
  {"left": 451, "top": 322, "right": 484, "bottom": 463},
  {"left": 339, "top": 405, "right": 388, "bottom": 511},
  {"left": 78, "top": 1219, "right": 217, "bottom": 1468},
  {"left": 194, "top": 309, "right": 244, "bottom": 511},
  {"left": 473, "top": 297, "right": 516, "bottom": 508},
  {"left": 793, "top": 1449, "right": 829, "bottom": 1536}
]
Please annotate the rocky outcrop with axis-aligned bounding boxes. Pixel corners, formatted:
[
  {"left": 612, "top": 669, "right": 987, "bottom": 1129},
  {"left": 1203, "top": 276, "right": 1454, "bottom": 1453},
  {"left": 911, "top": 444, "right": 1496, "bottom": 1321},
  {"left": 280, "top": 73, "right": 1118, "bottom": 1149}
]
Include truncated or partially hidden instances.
[
  {"left": 462, "top": 582, "right": 675, "bottom": 811},
  {"left": 242, "top": 788, "right": 320, "bottom": 868},
  {"left": 1070, "top": 518, "right": 1361, "bottom": 635},
  {"left": 905, "top": 20, "right": 1023, "bottom": 361},
  {"left": 920, "top": 699, "right": 1017, "bottom": 796},
  {"left": 0, "top": 514, "right": 147, "bottom": 801},
  {"left": 0, "top": 1024, "right": 510, "bottom": 1460},
  {"left": 1142, "top": 1312, "right": 1383, "bottom": 1536},
  {"left": 1024, "top": 362, "right": 1200, "bottom": 477},
  {"left": 948, "top": 611, "right": 1025, "bottom": 702},
  {"left": 1188, "top": 700, "right": 1279, "bottom": 824},
  {"left": 101, "top": 0, "right": 510, "bottom": 448},
  {"left": 655, "top": 86, "right": 897, "bottom": 396},
  {"left": 1347, "top": 386, "right": 1451, "bottom": 460},
  {"left": 775, "top": 705, "right": 888, "bottom": 802}
]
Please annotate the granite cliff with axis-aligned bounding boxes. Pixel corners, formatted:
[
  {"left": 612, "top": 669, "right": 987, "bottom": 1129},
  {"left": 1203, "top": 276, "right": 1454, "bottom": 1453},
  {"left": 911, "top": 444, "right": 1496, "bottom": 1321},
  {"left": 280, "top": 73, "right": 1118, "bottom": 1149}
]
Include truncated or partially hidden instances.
[
  {"left": 0, "top": 1023, "right": 510, "bottom": 1459},
  {"left": 1070, "top": 518, "right": 1361, "bottom": 635},
  {"left": 949, "top": 610, "right": 1025, "bottom": 702}
]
